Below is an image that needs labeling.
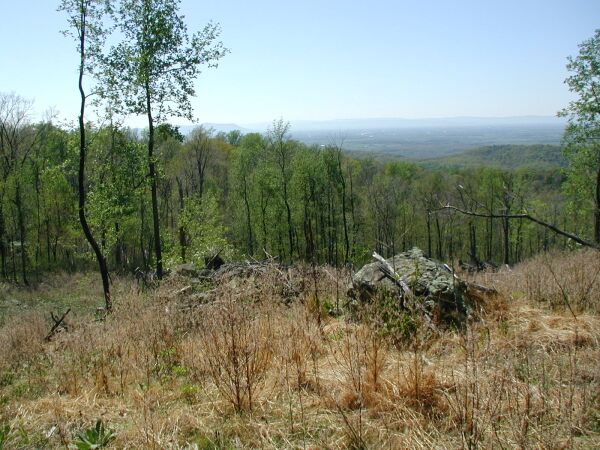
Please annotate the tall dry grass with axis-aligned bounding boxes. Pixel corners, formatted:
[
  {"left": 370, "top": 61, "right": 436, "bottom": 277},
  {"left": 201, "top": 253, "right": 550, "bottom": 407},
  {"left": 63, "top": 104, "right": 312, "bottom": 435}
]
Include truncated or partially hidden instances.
[
  {"left": 470, "top": 248, "right": 600, "bottom": 314},
  {"left": 0, "top": 253, "right": 598, "bottom": 448}
]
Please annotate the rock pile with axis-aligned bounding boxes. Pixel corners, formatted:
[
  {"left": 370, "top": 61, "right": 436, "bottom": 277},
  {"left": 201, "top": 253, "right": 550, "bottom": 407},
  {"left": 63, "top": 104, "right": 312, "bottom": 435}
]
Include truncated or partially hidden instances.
[{"left": 348, "top": 248, "right": 494, "bottom": 326}]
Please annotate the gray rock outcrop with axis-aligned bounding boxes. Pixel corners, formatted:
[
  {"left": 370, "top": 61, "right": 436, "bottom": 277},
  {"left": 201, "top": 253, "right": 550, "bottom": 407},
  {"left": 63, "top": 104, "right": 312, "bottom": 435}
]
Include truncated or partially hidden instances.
[{"left": 349, "top": 248, "right": 475, "bottom": 325}]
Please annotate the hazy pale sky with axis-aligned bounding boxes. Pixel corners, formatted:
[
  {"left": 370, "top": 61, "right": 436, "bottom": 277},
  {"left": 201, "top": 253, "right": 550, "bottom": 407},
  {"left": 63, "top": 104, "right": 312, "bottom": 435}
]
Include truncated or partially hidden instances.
[{"left": 1, "top": 0, "right": 599, "bottom": 127}]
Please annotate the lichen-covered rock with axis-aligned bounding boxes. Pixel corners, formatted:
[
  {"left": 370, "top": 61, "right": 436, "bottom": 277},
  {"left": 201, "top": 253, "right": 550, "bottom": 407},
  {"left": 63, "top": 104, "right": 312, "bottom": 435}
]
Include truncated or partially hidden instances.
[{"left": 349, "top": 248, "right": 471, "bottom": 325}]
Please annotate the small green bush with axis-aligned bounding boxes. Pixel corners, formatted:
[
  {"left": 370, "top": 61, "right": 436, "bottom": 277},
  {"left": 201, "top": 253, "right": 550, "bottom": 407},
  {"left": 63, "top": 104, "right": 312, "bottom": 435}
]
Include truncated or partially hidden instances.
[{"left": 72, "top": 420, "right": 115, "bottom": 450}]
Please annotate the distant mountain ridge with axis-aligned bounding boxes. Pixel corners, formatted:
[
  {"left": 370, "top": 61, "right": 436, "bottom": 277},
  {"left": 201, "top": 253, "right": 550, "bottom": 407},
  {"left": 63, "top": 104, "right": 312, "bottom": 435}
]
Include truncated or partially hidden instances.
[
  {"left": 152, "top": 117, "right": 566, "bottom": 160},
  {"left": 165, "top": 116, "right": 565, "bottom": 135},
  {"left": 242, "top": 115, "right": 566, "bottom": 132},
  {"left": 180, "top": 123, "right": 250, "bottom": 134}
]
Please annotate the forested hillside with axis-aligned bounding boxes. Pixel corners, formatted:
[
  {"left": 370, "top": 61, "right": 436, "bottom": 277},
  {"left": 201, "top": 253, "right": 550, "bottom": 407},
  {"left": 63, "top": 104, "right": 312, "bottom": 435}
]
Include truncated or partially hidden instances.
[
  {"left": 1, "top": 1, "right": 600, "bottom": 448},
  {"left": 0, "top": 106, "right": 588, "bottom": 288},
  {"left": 418, "top": 144, "right": 567, "bottom": 170}
]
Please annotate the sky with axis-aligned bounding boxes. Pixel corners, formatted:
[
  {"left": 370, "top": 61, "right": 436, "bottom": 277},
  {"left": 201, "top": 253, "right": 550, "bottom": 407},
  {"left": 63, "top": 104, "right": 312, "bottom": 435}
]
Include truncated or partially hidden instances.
[{"left": 0, "top": 0, "right": 599, "bottom": 128}]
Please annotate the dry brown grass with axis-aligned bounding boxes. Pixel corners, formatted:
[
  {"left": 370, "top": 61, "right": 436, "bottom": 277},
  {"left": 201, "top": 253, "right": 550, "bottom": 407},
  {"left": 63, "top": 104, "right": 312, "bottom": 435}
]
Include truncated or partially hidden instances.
[
  {"left": 0, "top": 253, "right": 599, "bottom": 448},
  {"left": 470, "top": 248, "right": 600, "bottom": 314}
]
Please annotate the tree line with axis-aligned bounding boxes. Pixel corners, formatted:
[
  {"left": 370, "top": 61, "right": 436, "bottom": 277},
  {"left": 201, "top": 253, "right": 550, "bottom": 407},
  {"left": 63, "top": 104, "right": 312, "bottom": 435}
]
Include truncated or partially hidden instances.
[
  {"left": 2, "top": 0, "right": 599, "bottom": 311},
  {"left": 0, "top": 104, "right": 591, "bottom": 286}
]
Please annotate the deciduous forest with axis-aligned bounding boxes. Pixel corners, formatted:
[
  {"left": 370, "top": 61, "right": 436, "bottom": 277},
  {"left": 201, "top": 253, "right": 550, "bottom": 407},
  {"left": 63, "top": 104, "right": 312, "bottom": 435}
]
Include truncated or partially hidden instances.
[
  {"left": 0, "top": 1, "right": 599, "bottom": 449},
  {"left": 0, "top": 110, "right": 589, "bottom": 284}
]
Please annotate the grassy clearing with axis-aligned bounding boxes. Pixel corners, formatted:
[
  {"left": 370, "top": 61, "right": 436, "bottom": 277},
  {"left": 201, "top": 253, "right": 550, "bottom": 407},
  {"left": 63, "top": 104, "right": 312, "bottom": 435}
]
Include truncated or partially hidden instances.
[{"left": 0, "top": 251, "right": 599, "bottom": 449}]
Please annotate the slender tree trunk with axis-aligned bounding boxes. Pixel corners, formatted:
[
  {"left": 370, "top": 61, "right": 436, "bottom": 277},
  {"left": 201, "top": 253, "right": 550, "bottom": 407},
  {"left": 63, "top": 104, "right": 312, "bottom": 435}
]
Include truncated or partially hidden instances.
[
  {"left": 45, "top": 217, "right": 51, "bottom": 266},
  {"left": 77, "top": 10, "right": 111, "bottom": 311},
  {"left": 54, "top": 199, "right": 62, "bottom": 263},
  {"left": 277, "top": 211, "right": 284, "bottom": 260},
  {"left": 318, "top": 196, "right": 325, "bottom": 260},
  {"left": 435, "top": 214, "right": 443, "bottom": 259},
  {"left": 0, "top": 202, "right": 6, "bottom": 279},
  {"left": 241, "top": 174, "right": 254, "bottom": 256},
  {"left": 402, "top": 207, "right": 407, "bottom": 251},
  {"left": 487, "top": 197, "right": 493, "bottom": 261},
  {"left": 303, "top": 194, "right": 310, "bottom": 260},
  {"left": 140, "top": 196, "right": 148, "bottom": 270},
  {"left": 145, "top": 83, "right": 163, "bottom": 279},
  {"left": 337, "top": 156, "right": 350, "bottom": 264},
  {"left": 469, "top": 222, "right": 477, "bottom": 263},
  {"left": 502, "top": 213, "right": 510, "bottom": 265},
  {"left": 348, "top": 165, "right": 358, "bottom": 261},
  {"left": 195, "top": 145, "right": 208, "bottom": 200},
  {"left": 283, "top": 179, "right": 294, "bottom": 260},
  {"left": 101, "top": 224, "right": 107, "bottom": 252},
  {"left": 260, "top": 196, "right": 268, "bottom": 253},
  {"left": 332, "top": 186, "right": 339, "bottom": 266},
  {"left": 10, "top": 227, "right": 17, "bottom": 283},
  {"left": 115, "top": 222, "right": 123, "bottom": 269},
  {"left": 15, "top": 182, "right": 28, "bottom": 286},
  {"left": 176, "top": 177, "right": 187, "bottom": 262},
  {"left": 426, "top": 211, "right": 432, "bottom": 258},
  {"left": 34, "top": 170, "right": 42, "bottom": 267},
  {"left": 52, "top": 236, "right": 59, "bottom": 263},
  {"left": 595, "top": 165, "right": 600, "bottom": 244},
  {"left": 487, "top": 216, "right": 493, "bottom": 261},
  {"left": 308, "top": 194, "right": 315, "bottom": 261},
  {"left": 326, "top": 186, "right": 332, "bottom": 264},
  {"left": 515, "top": 218, "right": 523, "bottom": 262}
]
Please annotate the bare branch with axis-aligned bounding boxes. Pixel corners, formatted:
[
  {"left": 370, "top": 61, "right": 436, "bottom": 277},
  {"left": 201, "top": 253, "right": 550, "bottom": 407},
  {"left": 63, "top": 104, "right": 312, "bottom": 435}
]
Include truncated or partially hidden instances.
[{"left": 434, "top": 205, "right": 600, "bottom": 250}]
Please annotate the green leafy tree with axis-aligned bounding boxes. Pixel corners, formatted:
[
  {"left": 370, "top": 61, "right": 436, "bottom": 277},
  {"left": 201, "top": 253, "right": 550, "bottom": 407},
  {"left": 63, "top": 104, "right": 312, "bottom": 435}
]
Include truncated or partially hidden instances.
[
  {"left": 86, "top": 126, "right": 146, "bottom": 269},
  {"left": 559, "top": 29, "right": 600, "bottom": 243},
  {"left": 253, "top": 162, "right": 278, "bottom": 255},
  {"left": 230, "top": 133, "right": 265, "bottom": 256},
  {"left": 266, "top": 119, "right": 296, "bottom": 260},
  {"left": 0, "top": 93, "right": 35, "bottom": 284},
  {"left": 105, "top": 0, "right": 228, "bottom": 278},
  {"left": 176, "top": 191, "right": 231, "bottom": 267},
  {"left": 291, "top": 146, "right": 327, "bottom": 261}
]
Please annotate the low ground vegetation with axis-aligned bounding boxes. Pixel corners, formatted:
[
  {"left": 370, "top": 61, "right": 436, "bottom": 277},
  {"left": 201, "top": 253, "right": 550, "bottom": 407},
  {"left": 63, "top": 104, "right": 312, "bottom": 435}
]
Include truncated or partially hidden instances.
[{"left": 0, "top": 250, "right": 599, "bottom": 448}]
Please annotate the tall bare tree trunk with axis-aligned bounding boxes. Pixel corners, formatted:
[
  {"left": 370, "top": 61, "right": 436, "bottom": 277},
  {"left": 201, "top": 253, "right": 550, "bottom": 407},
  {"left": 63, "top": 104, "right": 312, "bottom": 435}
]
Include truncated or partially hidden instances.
[
  {"left": 76, "top": 5, "right": 111, "bottom": 311},
  {"left": 145, "top": 82, "right": 163, "bottom": 279}
]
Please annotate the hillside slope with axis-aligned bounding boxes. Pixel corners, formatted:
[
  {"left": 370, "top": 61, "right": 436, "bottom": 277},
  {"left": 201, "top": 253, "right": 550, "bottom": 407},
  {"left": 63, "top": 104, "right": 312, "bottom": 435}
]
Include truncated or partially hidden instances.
[
  {"left": 0, "top": 251, "right": 598, "bottom": 448},
  {"left": 417, "top": 144, "right": 566, "bottom": 170}
]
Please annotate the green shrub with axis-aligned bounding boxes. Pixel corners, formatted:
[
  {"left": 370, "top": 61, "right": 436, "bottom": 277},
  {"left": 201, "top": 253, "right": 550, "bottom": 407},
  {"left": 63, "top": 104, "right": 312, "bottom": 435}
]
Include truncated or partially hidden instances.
[{"left": 72, "top": 420, "right": 115, "bottom": 449}]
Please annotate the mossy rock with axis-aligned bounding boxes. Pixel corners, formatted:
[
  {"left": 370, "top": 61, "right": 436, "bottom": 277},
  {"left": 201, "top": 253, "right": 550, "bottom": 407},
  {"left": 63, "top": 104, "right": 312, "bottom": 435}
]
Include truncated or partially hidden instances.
[{"left": 349, "top": 247, "right": 471, "bottom": 325}]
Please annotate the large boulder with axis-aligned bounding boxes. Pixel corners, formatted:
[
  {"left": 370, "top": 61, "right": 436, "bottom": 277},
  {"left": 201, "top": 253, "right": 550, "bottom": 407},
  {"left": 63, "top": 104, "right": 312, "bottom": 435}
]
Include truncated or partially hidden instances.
[{"left": 349, "top": 248, "right": 473, "bottom": 325}]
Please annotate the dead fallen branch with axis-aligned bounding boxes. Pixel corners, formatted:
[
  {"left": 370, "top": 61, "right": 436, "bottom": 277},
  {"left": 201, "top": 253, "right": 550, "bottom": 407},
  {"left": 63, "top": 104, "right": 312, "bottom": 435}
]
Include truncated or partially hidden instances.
[{"left": 45, "top": 308, "right": 71, "bottom": 341}]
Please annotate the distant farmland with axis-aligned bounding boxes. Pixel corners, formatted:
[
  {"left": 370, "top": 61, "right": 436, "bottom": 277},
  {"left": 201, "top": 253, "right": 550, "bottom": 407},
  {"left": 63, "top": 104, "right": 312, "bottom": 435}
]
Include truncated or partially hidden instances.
[{"left": 290, "top": 123, "right": 565, "bottom": 158}]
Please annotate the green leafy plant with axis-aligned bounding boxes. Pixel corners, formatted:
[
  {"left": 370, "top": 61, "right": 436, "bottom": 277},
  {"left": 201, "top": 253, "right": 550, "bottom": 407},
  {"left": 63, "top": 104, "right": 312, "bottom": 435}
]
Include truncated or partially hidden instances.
[
  {"left": 72, "top": 420, "right": 115, "bottom": 450},
  {"left": 175, "top": 191, "right": 233, "bottom": 268},
  {"left": 180, "top": 383, "right": 201, "bottom": 404},
  {"left": 0, "top": 424, "right": 10, "bottom": 450},
  {"left": 366, "top": 289, "right": 419, "bottom": 345}
]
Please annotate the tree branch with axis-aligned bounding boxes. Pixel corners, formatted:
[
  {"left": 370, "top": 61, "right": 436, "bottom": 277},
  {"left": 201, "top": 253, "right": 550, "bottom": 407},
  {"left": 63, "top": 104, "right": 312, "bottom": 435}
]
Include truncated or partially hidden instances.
[{"left": 434, "top": 205, "right": 600, "bottom": 250}]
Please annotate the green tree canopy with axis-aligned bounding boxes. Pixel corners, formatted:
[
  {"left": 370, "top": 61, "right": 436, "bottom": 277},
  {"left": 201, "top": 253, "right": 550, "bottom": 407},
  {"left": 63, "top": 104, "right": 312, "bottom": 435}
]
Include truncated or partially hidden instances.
[{"left": 559, "top": 28, "right": 600, "bottom": 243}]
